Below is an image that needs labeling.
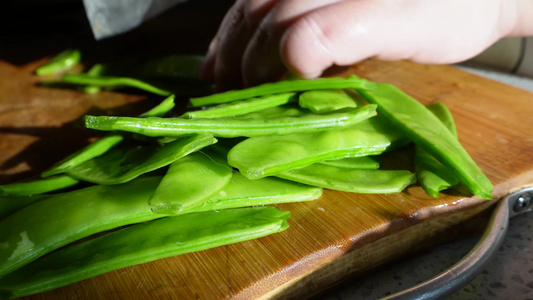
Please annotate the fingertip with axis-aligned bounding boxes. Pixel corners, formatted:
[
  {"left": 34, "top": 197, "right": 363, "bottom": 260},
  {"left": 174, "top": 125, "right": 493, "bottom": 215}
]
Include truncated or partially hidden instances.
[
  {"left": 279, "top": 16, "right": 333, "bottom": 80},
  {"left": 199, "top": 52, "right": 215, "bottom": 83}
]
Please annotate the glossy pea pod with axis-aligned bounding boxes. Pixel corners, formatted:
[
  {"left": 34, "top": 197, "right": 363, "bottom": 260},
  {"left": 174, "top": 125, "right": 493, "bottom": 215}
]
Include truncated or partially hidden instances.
[
  {"left": 357, "top": 83, "right": 493, "bottom": 199},
  {"left": 149, "top": 149, "right": 233, "bottom": 214},
  {"left": 66, "top": 133, "right": 217, "bottom": 185},
  {"left": 414, "top": 103, "right": 460, "bottom": 197},
  {"left": 0, "top": 176, "right": 165, "bottom": 277},
  {"left": 189, "top": 172, "right": 322, "bottom": 213},
  {"left": 62, "top": 74, "right": 173, "bottom": 96},
  {"left": 298, "top": 89, "right": 364, "bottom": 113},
  {"left": 42, "top": 95, "right": 176, "bottom": 178},
  {"left": 35, "top": 49, "right": 81, "bottom": 76},
  {"left": 227, "top": 116, "right": 409, "bottom": 179},
  {"left": 189, "top": 75, "right": 376, "bottom": 107},
  {"left": 83, "top": 105, "right": 377, "bottom": 139},
  {"left": 318, "top": 156, "right": 381, "bottom": 169},
  {"left": 0, "top": 175, "right": 78, "bottom": 197},
  {"left": 0, "top": 195, "right": 51, "bottom": 221},
  {"left": 0, "top": 206, "right": 290, "bottom": 299},
  {"left": 182, "top": 93, "right": 297, "bottom": 119},
  {"left": 276, "top": 164, "right": 416, "bottom": 194}
]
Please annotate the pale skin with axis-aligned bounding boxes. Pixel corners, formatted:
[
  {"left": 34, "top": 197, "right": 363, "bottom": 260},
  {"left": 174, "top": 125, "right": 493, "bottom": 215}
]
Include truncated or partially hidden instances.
[{"left": 200, "top": 0, "right": 533, "bottom": 91}]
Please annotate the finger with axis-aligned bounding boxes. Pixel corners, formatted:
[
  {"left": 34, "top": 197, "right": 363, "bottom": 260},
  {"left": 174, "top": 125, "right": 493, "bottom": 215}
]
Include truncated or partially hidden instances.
[
  {"left": 241, "top": 0, "right": 343, "bottom": 87},
  {"left": 205, "top": 0, "right": 279, "bottom": 91},
  {"left": 280, "top": 0, "right": 505, "bottom": 79}
]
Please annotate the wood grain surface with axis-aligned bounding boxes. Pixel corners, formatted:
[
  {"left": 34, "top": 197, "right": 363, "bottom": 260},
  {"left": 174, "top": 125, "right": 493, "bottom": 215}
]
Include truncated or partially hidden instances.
[{"left": 1, "top": 1, "right": 533, "bottom": 299}]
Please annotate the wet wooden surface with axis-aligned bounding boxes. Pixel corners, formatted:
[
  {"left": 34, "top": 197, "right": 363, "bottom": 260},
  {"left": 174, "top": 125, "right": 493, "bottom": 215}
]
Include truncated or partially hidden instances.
[{"left": 1, "top": 1, "right": 533, "bottom": 299}]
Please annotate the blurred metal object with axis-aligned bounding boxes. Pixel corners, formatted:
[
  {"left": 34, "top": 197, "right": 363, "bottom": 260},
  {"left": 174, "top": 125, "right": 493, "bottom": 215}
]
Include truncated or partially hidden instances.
[
  {"left": 381, "top": 186, "right": 533, "bottom": 300},
  {"left": 82, "top": 0, "right": 188, "bottom": 39}
]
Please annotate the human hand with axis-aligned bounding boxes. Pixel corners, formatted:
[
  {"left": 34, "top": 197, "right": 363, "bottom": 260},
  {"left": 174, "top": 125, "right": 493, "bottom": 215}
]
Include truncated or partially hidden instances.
[{"left": 201, "top": 0, "right": 529, "bottom": 91}]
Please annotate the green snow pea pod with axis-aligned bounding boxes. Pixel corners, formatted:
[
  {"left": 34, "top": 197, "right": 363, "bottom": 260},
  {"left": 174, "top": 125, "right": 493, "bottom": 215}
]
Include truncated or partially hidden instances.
[
  {"left": 149, "top": 149, "right": 233, "bottom": 214},
  {"left": 182, "top": 93, "right": 297, "bottom": 119},
  {"left": 189, "top": 172, "right": 322, "bottom": 213},
  {"left": 35, "top": 49, "right": 81, "bottom": 76},
  {"left": 415, "top": 103, "right": 460, "bottom": 197},
  {"left": 0, "top": 206, "right": 289, "bottom": 299},
  {"left": 42, "top": 95, "right": 176, "bottom": 178},
  {"left": 0, "top": 195, "right": 51, "bottom": 221},
  {"left": 80, "top": 63, "right": 107, "bottom": 94},
  {"left": 228, "top": 116, "right": 409, "bottom": 179},
  {"left": 298, "top": 89, "right": 363, "bottom": 113},
  {"left": 276, "top": 164, "right": 415, "bottom": 194},
  {"left": 235, "top": 104, "right": 309, "bottom": 119},
  {"left": 318, "top": 156, "right": 380, "bottom": 169},
  {"left": 66, "top": 133, "right": 217, "bottom": 185},
  {"left": 62, "top": 74, "right": 172, "bottom": 96},
  {"left": 0, "top": 176, "right": 165, "bottom": 277},
  {"left": 83, "top": 105, "right": 377, "bottom": 138},
  {"left": 190, "top": 75, "right": 376, "bottom": 107},
  {"left": 357, "top": 83, "right": 493, "bottom": 199},
  {"left": 0, "top": 175, "right": 78, "bottom": 197}
]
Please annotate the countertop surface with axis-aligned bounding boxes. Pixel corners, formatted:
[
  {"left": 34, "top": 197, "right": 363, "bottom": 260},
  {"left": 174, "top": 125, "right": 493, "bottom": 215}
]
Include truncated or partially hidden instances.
[{"left": 323, "top": 66, "right": 533, "bottom": 300}]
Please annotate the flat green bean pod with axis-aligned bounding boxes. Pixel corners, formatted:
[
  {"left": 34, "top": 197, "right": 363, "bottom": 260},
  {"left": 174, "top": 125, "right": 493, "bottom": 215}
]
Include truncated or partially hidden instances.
[
  {"left": 228, "top": 116, "right": 409, "bottom": 179},
  {"left": 0, "top": 176, "right": 165, "bottom": 277},
  {"left": 80, "top": 63, "right": 107, "bottom": 94},
  {"left": 318, "top": 156, "right": 380, "bottom": 169},
  {"left": 298, "top": 89, "right": 362, "bottom": 112},
  {"left": 66, "top": 133, "right": 217, "bottom": 185},
  {"left": 0, "top": 175, "right": 78, "bottom": 197},
  {"left": 149, "top": 150, "right": 233, "bottom": 214},
  {"left": 182, "top": 93, "right": 297, "bottom": 119},
  {"left": 358, "top": 83, "right": 493, "bottom": 199},
  {"left": 83, "top": 105, "right": 377, "bottom": 138},
  {"left": 0, "top": 195, "right": 51, "bottom": 221},
  {"left": 189, "top": 172, "right": 322, "bottom": 213},
  {"left": 62, "top": 74, "right": 172, "bottom": 96},
  {"left": 43, "top": 95, "right": 176, "bottom": 178},
  {"left": 276, "top": 164, "right": 416, "bottom": 194},
  {"left": 235, "top": 104, "right": 309, "bottom": 119},
  {"left": 189, "top": 75, "right": 376, "bottom": 107},
  {"left": 415, "top": 103, "right": 460, "bottom": 197},
  {"left": 0, "top": 206, "right": 289, "bottom": 299},
  {"left": 35, "top": 49, "right": 81, "bottom": 76}
]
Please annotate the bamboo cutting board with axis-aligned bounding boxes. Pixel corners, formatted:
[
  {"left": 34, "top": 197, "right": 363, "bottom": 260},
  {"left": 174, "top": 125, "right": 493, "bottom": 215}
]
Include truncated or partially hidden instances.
[{"left": 2, "top": 2, "right": 533, "bottom": 299}]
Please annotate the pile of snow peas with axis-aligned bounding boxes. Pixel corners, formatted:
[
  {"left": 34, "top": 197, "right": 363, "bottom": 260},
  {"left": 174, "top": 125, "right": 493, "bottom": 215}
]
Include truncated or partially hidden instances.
[{"left": 0, "top": 51, "right": 493, "bottom": 298}]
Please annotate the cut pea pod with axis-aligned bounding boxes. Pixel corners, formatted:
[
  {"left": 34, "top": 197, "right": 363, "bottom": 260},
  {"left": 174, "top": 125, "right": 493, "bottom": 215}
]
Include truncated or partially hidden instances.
[
  {"left": 149, "top": 150, "right": 233, "bottom": 215},
  {"left": 0, "top": 206, "right": 290, "bottom": 299},
  {"left": 66, "top": 133, "right": 217, "bottom": 185},
  {"left": 83, "top": 105, "right": 378, "bottom": 138},
  {"left": 0, "top": 176, "right": 165, "bottom": 277},
  {"left": 298, "top": 89, "right": 363, "bottom": 112},
  {"left": 276, "top": 164, "right": 416, "bottom": 194},
  {"left": 0, "top": 175, "right": 78, "bottom": 197},
  {"left": 189, "top": 75, "right": 376, "bottom": 107},
  {"left": 42, "top": 95, "right": 177, "bottom": 178},
  {"left": 357, "top": 83, "right": 493, "bottom": 199},
  {"left": 318, "top": 156, "right": 380, "bottom": 169},
  {"left": 189, "top": 172, "right": 323, "bottom": 213},
  {"left": 182, "top": 93, "right": 297, "bottom": 119},
  {"left": 228, "top": 116, "right": 409, "bottom": 179},
  {"left": 35, "top": 49, "right": 81, "bottom": 76},
  {"left": 415, "top": 103, "right": 460, "bottom": 197}
]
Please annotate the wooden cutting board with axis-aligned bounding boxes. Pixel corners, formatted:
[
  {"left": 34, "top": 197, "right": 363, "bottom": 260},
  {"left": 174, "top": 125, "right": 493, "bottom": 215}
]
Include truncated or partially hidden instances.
[{"left": 1, "top": 2, "right": 533, "bottom": 299}]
